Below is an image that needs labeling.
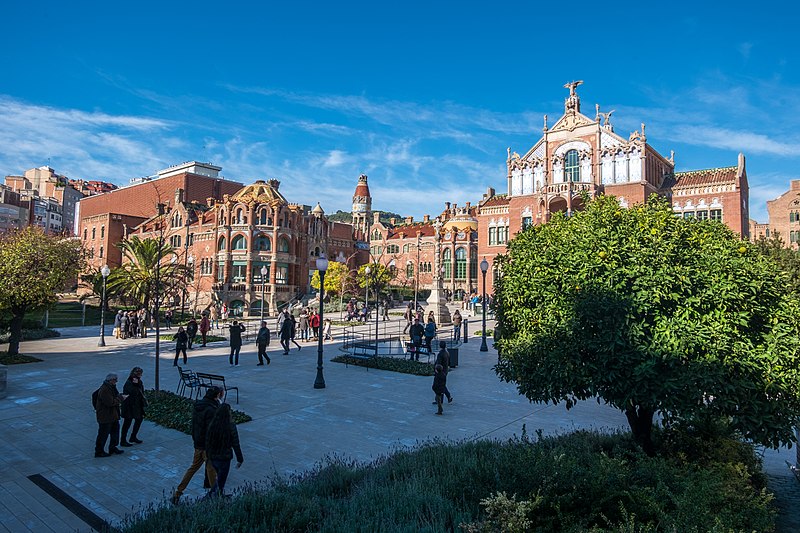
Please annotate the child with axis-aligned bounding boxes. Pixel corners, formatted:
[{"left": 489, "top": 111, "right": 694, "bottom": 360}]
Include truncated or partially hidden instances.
[
  {"left": 432, "top": 364, "right": 447, "bottom": 415},
  {"left": 322, "top": 318, "right": 332, "bottom": 340}
]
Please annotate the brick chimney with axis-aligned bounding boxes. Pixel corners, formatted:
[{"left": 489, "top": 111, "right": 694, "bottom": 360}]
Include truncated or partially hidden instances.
[
  {"left": 423, "top": 214, "right": 430, "bottom": 223},
  {"left": 175, "top": 188, "right": 184, "bottom": 204},
  {"left": 405, "top": 216, "right": 414, "bottom": 224}
]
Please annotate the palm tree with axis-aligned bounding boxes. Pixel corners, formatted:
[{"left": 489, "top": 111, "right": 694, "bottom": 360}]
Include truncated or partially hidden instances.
[{"left": 106, "top": 236, "right": 183, "bottom": 316}]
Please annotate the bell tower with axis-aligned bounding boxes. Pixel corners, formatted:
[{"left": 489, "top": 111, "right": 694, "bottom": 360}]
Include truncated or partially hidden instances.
[{"left": 351, "top": 174, "right": 372, "bottom": 237}]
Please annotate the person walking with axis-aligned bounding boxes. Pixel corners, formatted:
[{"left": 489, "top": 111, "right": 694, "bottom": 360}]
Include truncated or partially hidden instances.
[
  {"left": 309, "top": 309, "right": 321, "bottom": 341},
  {"left": 171, "top": 386, "right": 222, "bottom": 505},
  {"left": 289, "top": 313, "right": 301, "bottom": 351},
  {"left": 119, "top": 312, "right": 129, "bottom": 340},
  {"left": 408, "top": 318, "right": 425, "bottom": 361},
  {"left": 424, "top": 317, "right": 437, "bottom": 354},
  {"left": 298, "top": 308, "right": 309, "bottom": 342},
  {"left": 164, "top": 309, "right": 173, "bottom": 330},
  {"left": 186, "top": 317, "right": 198, "bottom": 349},
  {"left": 199, "top": 313, "right": 210, "bottom": 347},
  {"left": 322, "top": 318, "right": 332, "bottom": 341},
  {"left": 94, "top": 373, "right": 127, "bottom": 457},
  {"left": 402, "top": 303, "right": 413, "bottom": 334},
  {"left": 205, "top": 403, "right": 244, "bottom": 498},
  {"left": 210, "top": 305, "right": 219, "bottom": 330},
  {"left": 434, "top": 341, "right": 454, "bottom": 403},
  {"left": 452, "top": 309, "right": 463, "bottom": 341},
  {"left": 279, "top": 313, "right": 292, "bottom": 355},
  {"left": 432, "top": 364, "right": 447, "bottom": 415},
  {"left": 256, "top": 321, "right": 271, "bottom": 366},
  {"left": 228, "top": 320, "right": 245, "bottom": 366},
  {"left": 120, "top": 367, "right": 147, "bottom": 446},
  {"left": 381, "top": 298, "right": 390, "bottom": 321},
  {"left": 173, "top": 326, "right": 189, "bottom": 366},
  {"left": 113, "top": 310, "right": 123, "bottom": 339}
]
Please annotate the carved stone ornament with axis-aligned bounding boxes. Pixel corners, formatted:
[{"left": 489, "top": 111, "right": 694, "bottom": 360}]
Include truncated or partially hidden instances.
[{"left": 444, "top": 232, "right": 452, "bottom": 240}]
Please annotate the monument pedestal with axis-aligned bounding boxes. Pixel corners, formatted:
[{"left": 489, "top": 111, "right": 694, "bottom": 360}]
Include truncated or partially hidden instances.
[{"left": 427, "top": 283, "right": 452, "bottom": 326}]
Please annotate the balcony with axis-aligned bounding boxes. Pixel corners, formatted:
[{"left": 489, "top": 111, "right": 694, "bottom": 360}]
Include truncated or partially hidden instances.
[{"left": 541, "top": 182, "right": 596, "bottom": 195}]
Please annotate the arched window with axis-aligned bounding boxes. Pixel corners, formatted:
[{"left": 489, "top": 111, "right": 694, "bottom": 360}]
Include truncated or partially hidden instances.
[
  {"left": 231, "top": 234, "right": 247, "bottom": 250},
  {"left": 372, "top": 229, "right": 381, "bottom": 241},
  {"left": 92, "top": 227, "right": 96, "bottom": 239},
  {"left": 564, "top": 149, "right": 580, "bottom": 182},
  {"left": 406, "top": 262, "right": 414, "bottom": 278},
  {"left": 255, "top": 235, "right": 271, "bottom": 251},
  {"left": 278, "top": 237, "right": 290, "bottom": 253},
  {"left": 259, "top": 209, "right": 269, "bottom": 225},
  {"left": 100, "top": 226, "right": 105, "bottom": 239},
  {"left": 83, "top": 228, "right": 87, "bottom": 240},
  {"left": 218, "top": 236, "right": 227, "bottom": 251},
  {"left": 99, "top": 246, "right": 104, "bottom": 258},
  {"left": 442, "top": 248, "right": 452, "bottom": 278},
  {"left": 455, "top": 247, "right": 467, "bottom": 279}
]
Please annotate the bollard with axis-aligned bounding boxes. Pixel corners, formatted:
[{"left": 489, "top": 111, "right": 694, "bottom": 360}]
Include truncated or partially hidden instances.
[{"left": 463, "top": 318, "right": 468, "bottom": 343}]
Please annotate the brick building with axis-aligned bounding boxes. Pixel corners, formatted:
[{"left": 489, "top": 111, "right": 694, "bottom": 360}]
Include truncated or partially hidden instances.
[
  {"left": 4, "top": 166, "right": 85, "bottom": 234},
  {"left": 476, "top": 82, "right": 750, "bottom": 295},
  {"left": 754, "top": 180, "right": 800, "bottom": 248}
]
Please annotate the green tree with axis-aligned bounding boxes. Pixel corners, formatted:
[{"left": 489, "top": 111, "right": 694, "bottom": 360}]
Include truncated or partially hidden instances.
[
  {"left": 106, "top": 236, "right": 182, "bottom": 316},
  {"left": 356, "top": 263, "right": 395, "bottom": 301},
  {"left": 753, "top": 234, "right": 800, "bottom": 295},
  {"left": 310, "top": 260, "right": 351, "bottom": 297},
  {"left": 494, "top": 195, "right": 800, "bottom": 453},
  {"left": 0, "top": 227, "right": 83, "bottom": 355}
]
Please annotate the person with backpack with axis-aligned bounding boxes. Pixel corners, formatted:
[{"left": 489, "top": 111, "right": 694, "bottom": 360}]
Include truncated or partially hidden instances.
[
  {"left": 93, "top": 373, "right": 127, "bottom": 457},
  {"left": 424, "top": 317, "right": 437, "bottom": 354},
  {"left": 120, "top": 367, "right": 147, "bottom": 447},
  {"left": 171, "top": 386, "right": 223, "bottom": 505},
  {"left": 256, "top": 321, "right": 271, "bottom": 366},
  {"left": 205, "top": 403, "right": 244, "bottom": 498},
  {"left": 228, "top": 320, "right": 245, "bottom": 366}
]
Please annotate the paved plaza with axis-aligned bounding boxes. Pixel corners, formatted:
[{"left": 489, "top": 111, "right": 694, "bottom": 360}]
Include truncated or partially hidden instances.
[{"left": 1, "top": 311, "right": 799, "bottom": 532}]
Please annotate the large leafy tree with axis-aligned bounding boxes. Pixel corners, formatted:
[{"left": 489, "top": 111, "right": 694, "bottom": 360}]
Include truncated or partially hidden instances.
[
  {"left": 494, "top": 195, "right": 800, "bottom": 453},
  {"left": 106, "top": 236, "right": 182, "bottom": 315},
  {"left": 0, "top": 227, "right": 83, "bottom": 355},
  {"left": 310, "top": 260, "right": 352, "bottom": 297},
  {"left": 356, "top": 263, "right": 395, "bottom": 301}
]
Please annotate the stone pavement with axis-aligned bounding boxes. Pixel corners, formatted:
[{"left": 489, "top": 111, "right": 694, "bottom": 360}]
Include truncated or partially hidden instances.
[{"left": 1, "top": 314, "right": 798, "bottom": 532}]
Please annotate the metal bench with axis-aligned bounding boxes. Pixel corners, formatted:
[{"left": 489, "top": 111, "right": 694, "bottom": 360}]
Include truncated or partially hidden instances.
[
  {"left": 176, "top": 367, "right": 204, "bottom": 399},
  {"left": 195, "top": 372, "right": 239, "bottom": 404}
]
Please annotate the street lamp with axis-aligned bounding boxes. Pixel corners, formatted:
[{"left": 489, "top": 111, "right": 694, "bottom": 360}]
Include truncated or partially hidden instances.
[
  {"left": 374, "top": 262, "right": 381, "bottom": 353},
  {"left": 187, "top": 255, "right": 194, "bottom": 315},
  {"left": 479, "top": 258, "right": 489, "bottom": 352},
  {"left": 364, "top": 265, "right": 371, "bottom": 324},
  {"left": 260, "top": 265, "right": 268, "bottom": 322},
  {"left": 314, "top": 254, "right": 328, "bottom": 389},
  {"left": 98, "top": 264, "right": 110, "bottom": 347}
]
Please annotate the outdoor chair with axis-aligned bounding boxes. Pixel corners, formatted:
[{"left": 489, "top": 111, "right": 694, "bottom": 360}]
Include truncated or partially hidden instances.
[{"left": 176, "top": 367, "right": 204, "bottom": 399}]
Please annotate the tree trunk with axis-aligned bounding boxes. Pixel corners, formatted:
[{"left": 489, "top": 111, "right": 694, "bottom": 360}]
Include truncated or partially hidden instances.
[
  {"left": 625, "top": 405, "right": 655, "bottom": 455},
  {"left": 8, "top": 306, "right": 26, "bottom": 356}
]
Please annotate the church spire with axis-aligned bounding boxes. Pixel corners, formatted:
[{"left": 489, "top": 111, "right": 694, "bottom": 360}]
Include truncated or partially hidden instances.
[{"left": 351, "top": 173, "right": 372, "bottom": 237}]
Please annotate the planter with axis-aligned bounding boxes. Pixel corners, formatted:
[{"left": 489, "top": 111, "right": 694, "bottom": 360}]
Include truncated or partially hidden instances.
[{"left": 0, "top": 364, "right": 7, "bottom": 399}]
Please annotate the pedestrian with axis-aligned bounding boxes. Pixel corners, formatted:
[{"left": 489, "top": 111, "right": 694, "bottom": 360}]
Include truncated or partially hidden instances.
[
  {"left": 322, "top": 318, "right": 332, "bottom": 341},
  {"left": 173, "top": 326, "right": 189, "bottom": 366},
  {"left": 382, "top": 298, "right": 389, "bottom": 321},
  {"left": 298, "top": 308, "right": 309, "bottom": 341},
  {"left": 186, "top": 316, "right": 198, "bottom": 349},
  {"left": 427, "top": 310, "right": 436, "bottom": 327},
  {"left": 309, "top": 309, "right": 321, "bottom": 341},
  {"left": 256, "top": 321, "right": 271, "bottom": 365},
  {"left": 171, "top": 386, "right": 222, "bottom": 505},
  {"left": 402, "top": 303, "right": 413, "bottom": 334},
  {"left": 165, "top": 309, "right": 173, "bottom": 330},
  {"left": 452, "top": 309, "right": 463, "bottom": 341},
  {"left": 113, "top": 310, "right": 123, "bottom": 339},
  {"left": 277, "top": 308, "right": 288, "bottom": 333},
  {"left": 432, "top": 364, "right": 447, "bottom": 415},
  {"left": 346, "top": 299, "right": 355, "bottom": 321},
  {"left": 289, "top": 313, "right": 301, "bottom": 351},
  {"left": 221, "top": 303, "right": 229, "bottom": 324},
  {"left": 434, "top": 340, "right": 453, "bottom": 403},
  {"left": 279, "top": 313, "right": 292, "bottom": 354},
  {"left": 130, "top": 311, "right": 139, "bottom": 338},
  {"left": 205, "top": 403, "right": 244, "bottom": 498},
  {"left": 228, "top": 320, "right": 245, "bottom": 366},
  {"left": 199, "top": 313, "right": 210, "bottom": 347},
  {"left": 93, "top": 373, "right": 127, "bottom": 457},
  {"left": 119, "top": 312, "right": 129, "bottom": 339},
  {"left": 409, "top": 318, "right": 425, "bottom": 361},
  {"left": 424, "top": 317, "right": 437, "bottom": 354},
  {"left": 210, "top": 305, "right": 219, "bottom": 330},
  {"left": 120, "top": 366, "right": 147, "bottom": 446}
]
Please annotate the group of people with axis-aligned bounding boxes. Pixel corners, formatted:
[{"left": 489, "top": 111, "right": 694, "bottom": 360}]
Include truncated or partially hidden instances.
[
  {"left": 277, "top": 308, "right": 332, "bottom": 355},
  {"left": 344, "top": 298, "right": 392, "bottom": 322},
  {"left": 173, "top": 314, "right": 212, "bottom": 366},
  {"left": 112, "top": 309, "right": 151, "bottom": 339},
  {"left": 93, "top": 367, "right": 147, "bottom": 457}
]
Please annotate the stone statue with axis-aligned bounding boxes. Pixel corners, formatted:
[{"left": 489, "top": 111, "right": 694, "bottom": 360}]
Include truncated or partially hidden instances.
[
  {"left": 507, "top": 147, "right": 511, "bottom": 159},
  {"left": 563, "top": 80, "right": 584, "bottom": 97},
  {"left": 598, "top": 110, "right": 615, "bottom": 127},
  {"left": 595, "top": 103, "right": 600, "bottom": 121}
]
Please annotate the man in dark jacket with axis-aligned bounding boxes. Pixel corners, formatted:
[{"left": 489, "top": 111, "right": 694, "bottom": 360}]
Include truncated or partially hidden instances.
[
  {"left": 279, "top": 313, "right": 292, "bottom": 355},
  {"left": 256, "top": 321, "right": 271, "bottom": 366},
  {"left": 171, "top": 386, "right": 223, "bottom": 505},
  {"left": 186, "top": 317, "right": 199, "bottom": 349},
  {"left": 408, "top": 318, "right": 425, "bottom": 361},
  {"left": 434, "top": 341, "right": 453, "bottom": 403},
  {"left": 228, "top": 320, "right": 245, "bottom": 366},
  {"left": 432, "top": 364, "right": 447, "bottom": 415},
  {"left": 94, "top": 373, "right": 127, "bottom": 457}
]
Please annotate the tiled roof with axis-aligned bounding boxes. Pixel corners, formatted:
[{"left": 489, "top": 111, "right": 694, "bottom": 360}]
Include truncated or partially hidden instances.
[
  {"left": 386, "top": 224, "right": 436, "bottom": 240},
  {"left": 480, "top": 195, "right": 509, "bottom": 208},
  {"left": 666, "top": 166, "right": 737, "bottom": 189}
]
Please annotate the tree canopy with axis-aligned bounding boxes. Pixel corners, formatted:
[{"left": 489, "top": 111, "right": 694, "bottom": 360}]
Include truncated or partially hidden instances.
[
  {"left": 106, "top": 236, "right": 182, "bottom": 312},
  {"left": 494, "top": 195, "right": 800, "bottom": 452},
  {"left": 310, "top": 260, "right": 352, "bottom": 297},
  {"left": 0, "top": 227, "right": 83, "bottom": 355}
]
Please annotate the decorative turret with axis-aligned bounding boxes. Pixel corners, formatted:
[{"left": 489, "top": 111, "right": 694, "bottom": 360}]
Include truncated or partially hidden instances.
[
  {"left": 351, "top": 173, "right": 372, "bottom": 237},
  {"left": 564, "top": 80, "right": 583, "bottom": 114}
]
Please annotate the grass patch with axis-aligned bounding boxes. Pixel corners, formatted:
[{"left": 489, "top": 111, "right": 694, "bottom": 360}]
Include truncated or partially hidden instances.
[
  {"left": 0, "top": 352, "right": 43, "bottom": 365},
  {"left": 120, "top": 429, "right": 775, "bottom": 532},
  {"left": 0, "top": 328, "right": 60, "bottom": 344},
  {"left": 331, "top": 355, "right": 434, "bottom": 376},
  {"left": 158, "top": 335, "right": 227, "bottom": 343},
  {"left": 473, "top": 328, "right": 493, "bottom": 337},
  {"left": 143, "top": 390, "right": 252, "bottom": 435}
]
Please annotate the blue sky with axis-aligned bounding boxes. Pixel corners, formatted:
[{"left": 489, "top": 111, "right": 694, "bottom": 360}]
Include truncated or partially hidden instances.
[{"left": 1, "top": 1, "right": 798, "bottom": 223}]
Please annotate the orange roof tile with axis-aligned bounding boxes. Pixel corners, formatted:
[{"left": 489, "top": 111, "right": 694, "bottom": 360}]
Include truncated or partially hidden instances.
[{"left": 668, "top": 166, "right": 737, "bottom": 189}]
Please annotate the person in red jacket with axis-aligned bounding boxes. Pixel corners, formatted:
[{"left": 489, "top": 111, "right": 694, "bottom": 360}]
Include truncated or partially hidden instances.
[
  {"left": 309, "top": 310, "right": 321, "bottom": 341},
  {"left": 199, "top": 313, "right": 211, "bottom": 347}
]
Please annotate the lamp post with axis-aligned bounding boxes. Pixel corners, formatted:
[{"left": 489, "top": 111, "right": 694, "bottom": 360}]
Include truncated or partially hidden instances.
[
  {"left": 314, "top": 254, "right": 328, "bottom": 389},
  {"left": 260, "top": 265, "right": 268, "bottom": 322},
  {"left": 98, "top": 264, "right": 110, "bottom": 347},
  {"left": 364, "top": 265, "right": 371, "bottom": 326},
  {"left": 374, "top": 262, "right": 381, "bottom": 354},
  {"left": 187, "top": 255, "right": 194, "bottom": 315},
  {"left": 479, "top": 258, "right": 489, "bottom": 352}
]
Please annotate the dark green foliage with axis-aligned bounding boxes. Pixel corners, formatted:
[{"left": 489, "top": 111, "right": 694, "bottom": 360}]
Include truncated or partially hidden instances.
[
  {"left": 0, "top": 352, "right": 43, "bottom": 364},
  {"left": 0, "top": 328, "right": 60, "bottom": 344},
  {"left": 142, "top": 390, "right": 251, "bottom": 435},
  {"left": 495, "top": 195, "right": 800, "bottom": 451},
  {"left": 120, "top": 429, "right": 775, "bottom": 532},
  {"left": 331, "top": 355, "right": 434, "bottom": 375}
]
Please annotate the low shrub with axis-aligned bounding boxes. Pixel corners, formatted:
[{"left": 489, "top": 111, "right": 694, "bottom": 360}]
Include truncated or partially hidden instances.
[
  {"left": 472, "top": 329, "right": 493, "bottom": 337},
  {"left": 142, "top": 390, "right": 252, "bottom": 435},
  {"left": 0, "top": 352, "right": 43, "bottom": 365},
  {"left": 120, "top": 429, "right": 775, "bottom": 532},
  {"left": 331, "top": 355, "right": 434, "bottom": 376},
  {"left": 0, "top": 328, "right": 60, "bottom": 344},
  {"left": 158, "top": 335, "right": 227, "bottom": 343}
]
